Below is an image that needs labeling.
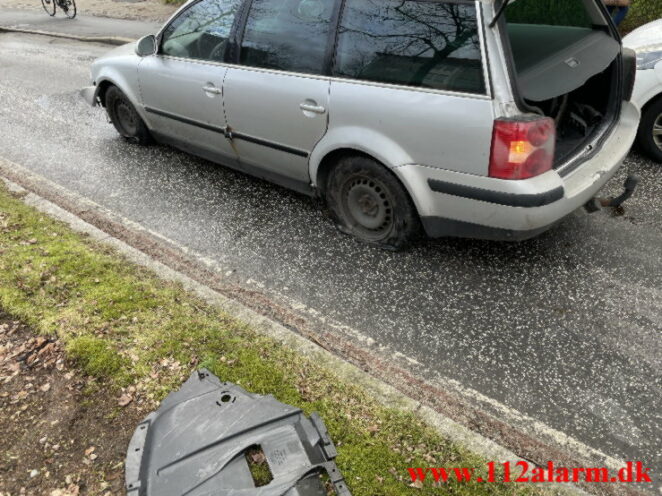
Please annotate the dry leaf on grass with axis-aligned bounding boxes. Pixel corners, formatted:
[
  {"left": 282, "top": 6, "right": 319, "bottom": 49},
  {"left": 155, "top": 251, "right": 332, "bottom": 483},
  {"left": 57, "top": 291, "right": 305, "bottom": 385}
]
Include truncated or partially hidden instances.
[{"left": 250, "top": 451, "right": 266, "bottom": 465}]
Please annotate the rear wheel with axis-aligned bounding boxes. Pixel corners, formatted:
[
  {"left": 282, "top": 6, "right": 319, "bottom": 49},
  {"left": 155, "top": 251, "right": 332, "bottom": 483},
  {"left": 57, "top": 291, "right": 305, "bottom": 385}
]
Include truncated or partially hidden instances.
[
  {"left": 105, "top": 86, "right": 151, "bottom": 145},
  {"left": 637, "top": 96, "right": 662, "bottom": 163},
  {"left": 325, "top": 156, "right": 420, "bottom": 250},
  {"left": 41, "top": 0, "right": 56, "bottom": 16}
]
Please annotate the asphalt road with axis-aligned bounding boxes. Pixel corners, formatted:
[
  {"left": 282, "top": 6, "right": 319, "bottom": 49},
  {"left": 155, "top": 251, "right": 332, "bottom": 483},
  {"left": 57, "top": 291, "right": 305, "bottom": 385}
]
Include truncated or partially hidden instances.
[{"left": 1, "top": 33, "right": 660, "bottom": 488}]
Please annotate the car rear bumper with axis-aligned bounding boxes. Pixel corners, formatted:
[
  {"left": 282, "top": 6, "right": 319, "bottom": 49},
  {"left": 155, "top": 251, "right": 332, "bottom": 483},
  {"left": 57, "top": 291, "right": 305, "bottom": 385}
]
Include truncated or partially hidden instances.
[{"left": 395, "top": 101, "right": 640, "bottom": 241}]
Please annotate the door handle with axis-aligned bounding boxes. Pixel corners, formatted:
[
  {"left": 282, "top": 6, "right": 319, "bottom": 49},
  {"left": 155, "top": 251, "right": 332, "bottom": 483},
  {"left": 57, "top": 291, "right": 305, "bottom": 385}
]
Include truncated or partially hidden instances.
[
  {"left": 202, "top": 84, "right": 222, "bottom": 95},
  {"left": 299, "top": 102, "right": 326, "bottom": 114}
]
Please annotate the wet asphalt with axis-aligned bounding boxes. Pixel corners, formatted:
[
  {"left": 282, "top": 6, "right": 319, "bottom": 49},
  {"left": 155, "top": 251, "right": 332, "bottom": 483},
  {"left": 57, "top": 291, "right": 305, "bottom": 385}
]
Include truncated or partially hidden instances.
[{"left": 0, "top": 33, "right": 660, "bottom": 487}]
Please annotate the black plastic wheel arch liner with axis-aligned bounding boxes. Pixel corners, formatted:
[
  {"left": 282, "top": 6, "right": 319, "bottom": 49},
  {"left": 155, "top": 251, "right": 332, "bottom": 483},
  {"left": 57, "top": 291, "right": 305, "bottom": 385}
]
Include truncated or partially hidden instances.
[{"left": 126, "top": 369, "right": 352, "bottom": 496}]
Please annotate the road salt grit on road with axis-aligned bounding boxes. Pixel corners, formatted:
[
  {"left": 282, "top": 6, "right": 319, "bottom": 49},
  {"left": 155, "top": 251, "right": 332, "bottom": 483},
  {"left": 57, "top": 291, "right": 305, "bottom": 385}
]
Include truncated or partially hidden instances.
[{"left": 0, "top": 32, "right": 660, "bottom": 492}]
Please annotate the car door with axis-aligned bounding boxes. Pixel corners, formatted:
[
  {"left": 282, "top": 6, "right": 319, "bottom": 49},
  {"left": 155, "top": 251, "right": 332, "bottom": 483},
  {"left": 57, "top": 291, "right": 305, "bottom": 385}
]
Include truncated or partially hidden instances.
[
  {"left": 138, "top": 0, "right": 242, "bottom": 164},
  {"left": 222, "top": 0, "right": 334, "bottom": 189}
]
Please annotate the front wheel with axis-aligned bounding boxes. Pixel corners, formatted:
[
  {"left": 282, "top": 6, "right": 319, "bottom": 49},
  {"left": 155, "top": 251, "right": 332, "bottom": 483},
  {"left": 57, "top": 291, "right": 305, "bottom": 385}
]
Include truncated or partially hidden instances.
[
  {"left": 60, "top": 0, "right": 76, "bottom": 19},
  {"left": 105, "top": 86, "right": 151, "bottom": 145},
  {"left": 637, "top": 97, "right": 662, "bottom": 163},
  {"left": 325, "top": 156, "right": 420, "bottom": 250},
  {"left": 41, "top": 0, "right": 56, "bottom": 16}
]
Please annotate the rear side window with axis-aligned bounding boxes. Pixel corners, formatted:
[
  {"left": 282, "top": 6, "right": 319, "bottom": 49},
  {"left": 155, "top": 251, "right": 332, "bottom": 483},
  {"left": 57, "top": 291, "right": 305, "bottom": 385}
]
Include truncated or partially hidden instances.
[
  {"left": 334, "top": 0, "right": 485, "bottom": 94},
  {"left": 240, "top": 0, "right": 334, "bottom": 75},
  {"left": 161, "top": 0, "right": 242, "bottom": 61}
]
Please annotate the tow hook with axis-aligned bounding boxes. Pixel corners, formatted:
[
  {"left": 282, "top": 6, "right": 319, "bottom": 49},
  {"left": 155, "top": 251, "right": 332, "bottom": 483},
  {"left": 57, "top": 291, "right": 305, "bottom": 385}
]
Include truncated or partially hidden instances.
[{"left": 584, "top": 174, "right": 640, "bottom": 214}]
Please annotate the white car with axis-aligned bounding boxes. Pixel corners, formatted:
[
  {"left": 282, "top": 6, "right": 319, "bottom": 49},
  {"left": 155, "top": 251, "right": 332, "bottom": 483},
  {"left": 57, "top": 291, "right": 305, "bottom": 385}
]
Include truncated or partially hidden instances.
[{"left": 624, "top": 19, "right": 662, "bottom": 162}]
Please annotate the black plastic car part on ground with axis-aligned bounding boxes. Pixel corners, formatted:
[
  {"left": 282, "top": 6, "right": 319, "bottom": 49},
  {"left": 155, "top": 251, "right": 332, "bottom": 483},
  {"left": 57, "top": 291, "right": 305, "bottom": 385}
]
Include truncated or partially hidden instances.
[{"left": 125, "top": 369, "right": 351, "bottom": 496}]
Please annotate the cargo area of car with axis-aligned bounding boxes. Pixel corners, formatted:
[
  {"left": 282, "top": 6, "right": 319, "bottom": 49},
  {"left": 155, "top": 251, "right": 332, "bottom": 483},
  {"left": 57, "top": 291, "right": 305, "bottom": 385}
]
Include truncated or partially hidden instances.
[
  {"left": 503, "top": 0, "right": 622, "bottom": 167},
  {"left": 531, "top": 59, "right": 620, "bottom": 166}
]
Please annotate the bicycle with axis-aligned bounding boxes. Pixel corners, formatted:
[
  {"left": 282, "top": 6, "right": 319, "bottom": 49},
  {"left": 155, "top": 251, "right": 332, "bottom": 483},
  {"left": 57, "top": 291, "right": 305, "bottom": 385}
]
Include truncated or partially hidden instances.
[{"left": 41, "top": 0, "right": 77, "bottom": 19}]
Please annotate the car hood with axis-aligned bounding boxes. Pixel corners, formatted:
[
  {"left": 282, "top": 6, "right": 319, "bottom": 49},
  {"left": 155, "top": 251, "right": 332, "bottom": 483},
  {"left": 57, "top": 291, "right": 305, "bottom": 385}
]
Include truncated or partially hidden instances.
[
  {"left": 97, "top": 41, "right": 139, "bottom": 61},
  {"left": 91, "top": 41, "right": 139, "bottom": 76},
  {"left": 623, "top": 19, "right": 662, "bottom": 51}
]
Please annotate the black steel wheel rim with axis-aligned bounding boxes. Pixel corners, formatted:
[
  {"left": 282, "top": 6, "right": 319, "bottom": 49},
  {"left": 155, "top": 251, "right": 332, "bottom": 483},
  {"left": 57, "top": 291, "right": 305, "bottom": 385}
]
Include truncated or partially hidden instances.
[
  {"left": 115, "top": 100, "right": 138, "bottom": 136},
  {"left": 340, "top": 175, "right": 394, "bottom": 240}
]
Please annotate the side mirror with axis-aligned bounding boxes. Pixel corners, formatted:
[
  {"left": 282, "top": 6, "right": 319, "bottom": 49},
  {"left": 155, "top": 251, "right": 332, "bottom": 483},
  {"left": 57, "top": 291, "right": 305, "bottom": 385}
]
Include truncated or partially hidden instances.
[{"left": 136, "top": 35, "right": 157, "bottom": 57}]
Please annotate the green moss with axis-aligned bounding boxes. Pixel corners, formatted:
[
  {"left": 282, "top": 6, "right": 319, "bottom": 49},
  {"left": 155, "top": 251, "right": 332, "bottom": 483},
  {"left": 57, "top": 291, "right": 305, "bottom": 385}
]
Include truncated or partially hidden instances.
[
  {"left": 67, "top": 335, "right": 128, "bottom": 382},
  {"left": 245, "top": 447, "right": 274, "bottom": 487}
]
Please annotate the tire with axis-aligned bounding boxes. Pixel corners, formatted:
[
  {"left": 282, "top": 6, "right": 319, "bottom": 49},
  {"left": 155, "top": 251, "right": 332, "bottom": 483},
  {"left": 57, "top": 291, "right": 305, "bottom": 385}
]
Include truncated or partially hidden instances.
[
  {"left": 105, "top": 86, "right": 151, "bottom": 145},
  {"left": 636, "top": 96, "right": 662, "bottom": 163},
  {"left": 41, "top": 0, "right": 55, "bottom": 16},
  {"left": 325, "top": 155, "right": 420, "bottom": 250},
  {"left": 60, "top": 0, "right": 76, "bottom": 19}
]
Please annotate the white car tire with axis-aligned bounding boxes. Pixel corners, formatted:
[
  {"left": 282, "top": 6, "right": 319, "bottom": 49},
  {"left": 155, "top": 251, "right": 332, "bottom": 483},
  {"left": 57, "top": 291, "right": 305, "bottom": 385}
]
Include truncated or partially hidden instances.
[{"left": 637, "top": 97, "right": 662, "bottom": 163}]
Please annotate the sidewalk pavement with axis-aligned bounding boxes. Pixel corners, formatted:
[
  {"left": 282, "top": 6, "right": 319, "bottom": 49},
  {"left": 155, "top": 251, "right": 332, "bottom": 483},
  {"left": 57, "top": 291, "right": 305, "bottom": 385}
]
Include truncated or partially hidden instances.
[{"left": 0, "top": 8, "right": 161, "bottom": 44}]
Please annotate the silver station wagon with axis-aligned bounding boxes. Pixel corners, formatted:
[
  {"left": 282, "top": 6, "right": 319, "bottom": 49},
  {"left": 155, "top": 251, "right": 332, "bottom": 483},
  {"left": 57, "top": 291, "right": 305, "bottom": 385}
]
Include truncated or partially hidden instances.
[{"left": 82, "top": 0, "right": 640, "bottom": 249}]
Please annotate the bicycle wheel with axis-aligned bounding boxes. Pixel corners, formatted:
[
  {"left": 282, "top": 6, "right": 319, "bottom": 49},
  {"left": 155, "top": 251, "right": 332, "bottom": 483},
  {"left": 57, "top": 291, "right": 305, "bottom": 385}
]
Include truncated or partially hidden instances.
[
  {"left": 41, "top": 0, "right": 56, "bottom": 16},
  {"left": 61, "top": 0, "right": 76, "bottom": 18}
]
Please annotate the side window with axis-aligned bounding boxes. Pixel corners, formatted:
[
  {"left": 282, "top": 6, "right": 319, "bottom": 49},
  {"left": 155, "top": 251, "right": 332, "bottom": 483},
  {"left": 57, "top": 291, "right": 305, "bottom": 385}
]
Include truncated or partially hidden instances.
[
  {"left": 334, "top": 0, "right": 486, "bottom": 94},
  {"left": 239, "top": 0, "right": 334, "bottom": 75},
  {"left": 161, "top": 0, "right": 242, "bottom": 62}
]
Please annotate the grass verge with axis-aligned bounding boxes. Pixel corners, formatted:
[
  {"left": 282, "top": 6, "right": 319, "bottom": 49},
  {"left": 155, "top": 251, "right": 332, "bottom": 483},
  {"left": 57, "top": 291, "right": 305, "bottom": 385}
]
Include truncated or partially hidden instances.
[
  {"left": 621, "top": 0, "right": 662, "bottom": 33},
  {"left": 0, "top": 181, "right": 542, "bottom": 495}
]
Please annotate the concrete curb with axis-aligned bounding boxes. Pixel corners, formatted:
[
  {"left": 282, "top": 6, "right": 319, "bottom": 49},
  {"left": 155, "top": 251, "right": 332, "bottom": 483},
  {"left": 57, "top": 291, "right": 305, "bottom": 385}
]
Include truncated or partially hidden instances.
[
  {"left": 0, "top": 25, "right": 133, "bottom": 45},
  {"left": 0, "top": 170, "right": 588, "bottom": 496}
]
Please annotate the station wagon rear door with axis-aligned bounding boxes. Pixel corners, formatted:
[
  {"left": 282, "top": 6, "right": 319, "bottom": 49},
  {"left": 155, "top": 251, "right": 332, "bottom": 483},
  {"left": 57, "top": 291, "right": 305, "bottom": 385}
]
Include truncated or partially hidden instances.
[{"left": 222, "top": 0, "right": 335, "bottom": 190}]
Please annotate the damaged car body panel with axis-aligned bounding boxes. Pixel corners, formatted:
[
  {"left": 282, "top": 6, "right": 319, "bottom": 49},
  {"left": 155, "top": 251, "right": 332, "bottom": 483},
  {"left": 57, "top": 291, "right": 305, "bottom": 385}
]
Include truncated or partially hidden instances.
[{"left": 126, "top": 370, "right": 351, "bottom": 496}]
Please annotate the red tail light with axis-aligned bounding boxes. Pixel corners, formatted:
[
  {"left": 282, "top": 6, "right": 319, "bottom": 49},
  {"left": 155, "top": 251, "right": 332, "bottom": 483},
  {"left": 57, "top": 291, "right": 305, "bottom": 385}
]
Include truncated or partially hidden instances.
[{"left": 489, "top": 117, "right": 556, "bottom": 180}]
